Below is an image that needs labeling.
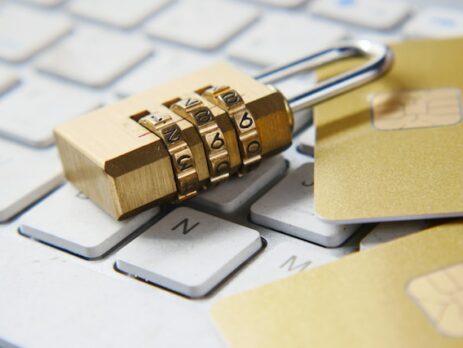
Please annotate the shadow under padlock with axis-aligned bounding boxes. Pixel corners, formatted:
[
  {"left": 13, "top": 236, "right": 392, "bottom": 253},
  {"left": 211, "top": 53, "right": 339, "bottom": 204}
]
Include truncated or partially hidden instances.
[{"left": 54, "top": 40, "right": 393, "bottom": 220}]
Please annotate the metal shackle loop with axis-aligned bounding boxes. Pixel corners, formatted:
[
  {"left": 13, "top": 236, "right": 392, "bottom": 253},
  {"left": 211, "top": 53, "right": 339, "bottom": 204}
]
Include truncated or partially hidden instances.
[{"left": 255, "top": 40, "right": 394, "bottom": 112}]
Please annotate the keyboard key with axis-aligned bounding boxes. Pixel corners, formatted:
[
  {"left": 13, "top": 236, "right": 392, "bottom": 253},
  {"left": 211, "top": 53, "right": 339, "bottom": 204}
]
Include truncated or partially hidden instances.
[
  {"left": 360, "top": 220, "right": 429, "bottom": 250},
  {"left": 19, "top": 184, "right": 160, "bottom": 259},
  {"left": 0, "top": 138, "right": 63, "bottom": 222},
  {"left": 0, "top": 66, "right": 18, "bottom": 95},
  {"left": 251, "top": 163, "right": 359, "bottom": 247},
  {"left": 116, "top": 49, "right": 212, "bottom": 97},
  {"left": 0, "top": 76, "right": 100, "bottom": 147},
  {"left": 227, "top": 13, "right": 346, "bottom": 66},
  {"left": 221, "top": 241, "right": 336, "bottom": 295},
  {"left": 403, "top": 8, "right": 463, "bottom": 38},
  {"left": 145, "top": 0, "right": 259, "bottom": 50},
  {"left": 0, "top": 4, "right": 71, "bottom": 62},
  {"left": 282, "top": 141, "right": 312, "bottom": 171},
  {"left": 69, "top": 0, "right": 170, "bottom": 29},
  {"left": 191, "top": 155, "right": 287, "bottom": 214},
  {"left": 116, "top": 207, "right": 262, "bottom": 297},
  {"left": 297, "top": 124, "right": 315, "bottom": 157},
  {"left": 310, "top": 0, "right": 410, "bottom": 30},
  {"left": 36, "top": 28, "right": 151, "bottom": 87}
]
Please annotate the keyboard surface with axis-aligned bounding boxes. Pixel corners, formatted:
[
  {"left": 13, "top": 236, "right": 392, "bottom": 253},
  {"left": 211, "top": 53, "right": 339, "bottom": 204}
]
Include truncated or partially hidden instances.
[{"left": 1, "top": 0, "right": 462, "bottom": 346}]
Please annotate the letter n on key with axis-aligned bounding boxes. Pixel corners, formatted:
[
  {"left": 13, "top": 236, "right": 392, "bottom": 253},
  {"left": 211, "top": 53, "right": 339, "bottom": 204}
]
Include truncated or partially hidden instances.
[{"left": 171, "top": 218, "right": 200, "bottom": 235}]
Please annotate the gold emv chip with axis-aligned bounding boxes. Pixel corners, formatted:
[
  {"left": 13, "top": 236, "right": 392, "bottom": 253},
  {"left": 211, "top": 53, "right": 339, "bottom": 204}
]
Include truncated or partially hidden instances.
[
  {"left": 407, "top": 262, "right": 463, "bottom": 338},
  {"left": 371, "top": 88, "right": 462, "bottom": 130}
]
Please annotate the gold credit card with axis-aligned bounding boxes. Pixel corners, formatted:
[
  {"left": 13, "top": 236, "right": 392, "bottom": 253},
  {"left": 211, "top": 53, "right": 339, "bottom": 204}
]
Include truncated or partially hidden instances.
[
  {"left": 313, "top": 38, "right": 463, "bottom": 223},
  {"left": 211, "top": 221, "right": 463, "bottom": 348}
]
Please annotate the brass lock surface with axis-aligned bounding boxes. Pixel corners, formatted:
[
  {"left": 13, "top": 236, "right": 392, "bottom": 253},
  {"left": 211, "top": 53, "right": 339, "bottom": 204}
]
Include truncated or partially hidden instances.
[{"left": 54, "top": 40, "right": 393, "bottom": 220}]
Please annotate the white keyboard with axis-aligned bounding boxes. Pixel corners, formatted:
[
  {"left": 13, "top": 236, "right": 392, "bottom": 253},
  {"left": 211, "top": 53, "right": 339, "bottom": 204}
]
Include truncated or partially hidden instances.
[{"left": 1, "top": 0, "right": 462, "bottom": 346}]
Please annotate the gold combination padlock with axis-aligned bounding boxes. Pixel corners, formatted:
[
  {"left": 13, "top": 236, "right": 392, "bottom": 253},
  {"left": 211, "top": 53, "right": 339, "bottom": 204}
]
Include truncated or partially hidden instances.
[{"left": 54, "top": 40, "right": 393, "bottom": 220}]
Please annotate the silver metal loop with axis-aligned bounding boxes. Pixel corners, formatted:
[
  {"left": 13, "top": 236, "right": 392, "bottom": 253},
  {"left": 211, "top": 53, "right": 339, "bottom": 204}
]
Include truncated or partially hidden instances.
[{"left": 255, "top": 40, "right": 394, "bottom": 112}]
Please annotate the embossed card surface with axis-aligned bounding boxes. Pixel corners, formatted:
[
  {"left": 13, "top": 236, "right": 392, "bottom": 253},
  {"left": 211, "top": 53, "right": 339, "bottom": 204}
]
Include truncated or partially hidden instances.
[
  {"left": 313, "top": 38, "right": 463, "bottom": 223},
  {"left": 211, "top": 221, "right": 463, "bottom": 348}
]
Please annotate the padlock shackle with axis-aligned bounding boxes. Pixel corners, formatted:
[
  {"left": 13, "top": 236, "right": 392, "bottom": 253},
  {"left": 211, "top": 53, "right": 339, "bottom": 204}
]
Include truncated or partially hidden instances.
[{"left": 255, "top": 40, "right": 393, "bottom": 112}]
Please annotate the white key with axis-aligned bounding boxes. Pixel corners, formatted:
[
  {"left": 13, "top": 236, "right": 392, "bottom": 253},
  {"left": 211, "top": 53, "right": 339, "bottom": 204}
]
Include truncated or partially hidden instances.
[
  {"left": 0, "top": 66, "right": 18, "bottom": 95},
  {"left": 221, "top": 241, "right": 336, "bottom": 295},
  {"left": 36, "top": 28, "right": 151, "bottom": 87},
  {"left": 69, "top": 0, "right": 170, "bottom": 29},
  {"left": 227, "top": 13, "right": 346, "bottom": 66},
  {"left": 19, "top": 184, "right": 160, "bottom": 259},
  {"left": 191, "top": 155, "right": 287, "bottom": 214},
  {"left": 145, "top": 0, "right": 259, "bottom": 50},
  {"left": 116, "top": 49, "right": 212, "bottom": 97},
  {"left": 360, "top": 221, "right": 429, "bottom": 250},
  {"left": 403, "top": 8, "right": 463, "bottom": 39},
  {"left": 310, "top": 0, "right": 410, "bottom": 30},
  {"left": 0, "top": 76, "right": 100, "bottom": 147},
  {"left": 297, "top": 124, "right": 315, "bottom": 156},
  {"left": 255, "top": 0, "right": 307, "bottom": 8},
  {"left": 0, "top": 138, "right": 63, "bottom": 222},
  {"left": 0, "top": 4, "right": 71, "bottom": 62},
  {"left": 116, "top": 207, "right": 262, "bottom": 297},
  {"left": 251, "top": 163, "right": 359, "bottom": 247}
]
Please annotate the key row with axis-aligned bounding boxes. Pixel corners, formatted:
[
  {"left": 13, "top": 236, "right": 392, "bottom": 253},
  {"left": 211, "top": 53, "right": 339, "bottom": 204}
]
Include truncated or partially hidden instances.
[
  {"left": 1, "top": 1, "right": 463, "bottom": 69},
  {"left": 13, "top": 0, "right": 454, "bottom": 36},
  {"left": 11, "top": 158, "right": 356, "bottom": 254},
  {"left": 6, "top": 131, "right": 427, "bottom": 298},
  {"left": 16, "top": 180, "right": 429, "bottom": 299},
  {"left": 20, "top": 0, "right": 463, "bottom": 40},
  {"left": 0, "top": 2, "right": 460, "bottom": 111}
]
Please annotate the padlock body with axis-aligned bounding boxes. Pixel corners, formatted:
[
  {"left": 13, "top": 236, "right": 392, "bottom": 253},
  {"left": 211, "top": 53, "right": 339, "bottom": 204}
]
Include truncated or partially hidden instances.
[{"left": 54, "top": 62, "right": 293, "bottom": 219}]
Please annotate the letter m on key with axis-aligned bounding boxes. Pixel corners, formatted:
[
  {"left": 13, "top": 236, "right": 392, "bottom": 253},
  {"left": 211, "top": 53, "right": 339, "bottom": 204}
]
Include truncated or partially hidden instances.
[{"left": 280, "top": 255, "right": 312, "bottom": 272}]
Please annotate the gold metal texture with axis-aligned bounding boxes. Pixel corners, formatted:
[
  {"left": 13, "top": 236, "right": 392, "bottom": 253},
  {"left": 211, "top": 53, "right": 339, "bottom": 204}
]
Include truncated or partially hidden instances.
[
  {"left": 138, "top": 106, "right": 199, "bottom": 201},
  {"left": 170, "top": 95, "right": 231, "bottom": 183}
]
